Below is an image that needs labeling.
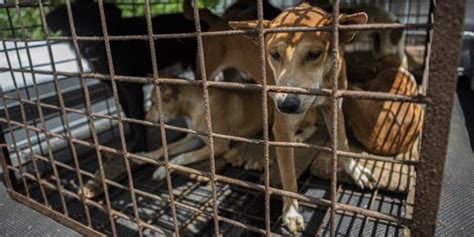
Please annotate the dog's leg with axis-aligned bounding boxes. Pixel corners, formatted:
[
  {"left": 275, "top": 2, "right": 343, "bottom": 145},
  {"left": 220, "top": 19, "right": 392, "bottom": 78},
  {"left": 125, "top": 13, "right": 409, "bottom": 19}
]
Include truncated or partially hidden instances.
[
  {"left": 152, "top": 140, "right": 229, "bottom": 180},
  {"left": 139, "top": 133, "right": 201, "bottom": 160},
  {"left": 273, "top": 111, "right": 305, "bottom": 234},
  {"left": 321, "top": 105, "right": 375, "bottom": 189}
]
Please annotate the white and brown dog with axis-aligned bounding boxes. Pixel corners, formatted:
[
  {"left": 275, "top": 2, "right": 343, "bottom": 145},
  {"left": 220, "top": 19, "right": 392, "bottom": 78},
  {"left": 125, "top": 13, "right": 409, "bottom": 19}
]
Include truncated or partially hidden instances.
[
  {"left": 142, "top": 83, "right": 270, "bottom": 180},
  {"left": 229, "top": 3, "right": 375, "bottom": 233}
]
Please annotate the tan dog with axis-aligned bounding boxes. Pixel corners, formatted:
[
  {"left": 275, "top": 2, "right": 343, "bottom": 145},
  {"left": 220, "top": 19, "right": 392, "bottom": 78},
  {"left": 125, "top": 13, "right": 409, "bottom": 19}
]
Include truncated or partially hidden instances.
[
  {"left": 344, "top": 55, "right": 423, "bottom": 156},
  {"left": 196, "top": 1, "right": 405, "bottom": 84},
  {"left": 229, "top": 3, "right": 375, "bottom": 233},
  {"left": 141, "top": 84, "right": 269, "bottom": 180}
]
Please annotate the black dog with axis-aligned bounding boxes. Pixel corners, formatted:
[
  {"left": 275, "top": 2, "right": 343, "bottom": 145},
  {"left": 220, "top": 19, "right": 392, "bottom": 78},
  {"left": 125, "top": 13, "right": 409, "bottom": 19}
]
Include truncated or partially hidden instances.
[{"left": 47, "top": 1, "right": 208, "bottom": 152}]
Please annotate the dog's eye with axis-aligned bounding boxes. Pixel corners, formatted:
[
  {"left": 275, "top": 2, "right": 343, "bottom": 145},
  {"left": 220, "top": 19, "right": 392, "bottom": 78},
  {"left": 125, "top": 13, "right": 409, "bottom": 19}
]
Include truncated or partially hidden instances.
[
  {"left": 307, "top": 51, "right": 321, "bottom": 61},
  {"left": 270, "top": 51, "right": 281, "bottom": 61}
]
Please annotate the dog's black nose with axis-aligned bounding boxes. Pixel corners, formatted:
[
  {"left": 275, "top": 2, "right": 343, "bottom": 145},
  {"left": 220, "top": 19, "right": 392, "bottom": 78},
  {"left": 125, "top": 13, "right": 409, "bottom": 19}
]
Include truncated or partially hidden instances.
[{"left": 277, "top": 96, "right": 300, "bottom": 113}]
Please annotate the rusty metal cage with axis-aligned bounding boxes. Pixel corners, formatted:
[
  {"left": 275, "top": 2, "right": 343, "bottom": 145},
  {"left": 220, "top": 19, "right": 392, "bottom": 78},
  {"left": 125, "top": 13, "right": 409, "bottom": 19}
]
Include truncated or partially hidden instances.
[{"left": 0, "top": 0, "right": 466, "bottom": 236}]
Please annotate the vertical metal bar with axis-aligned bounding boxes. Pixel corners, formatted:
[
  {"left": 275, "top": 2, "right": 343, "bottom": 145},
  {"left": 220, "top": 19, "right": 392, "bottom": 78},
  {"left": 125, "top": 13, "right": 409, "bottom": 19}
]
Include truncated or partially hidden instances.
[
  {"left": 37, "top": 0, "right": 92, "bottom": 227},
  {"left": 143, "top": 0, "right": 181, "bottom": 235},
  {"left": 330, "top": 0, "right": 341, "bottom": 236},
  {"left": 412, "top": 0, "right": 466, "bottom": 235},
  {"left": 96, "top": 0, "right": 142, "bottom": 235},
  {"left": 314, "top": 185, "right": 343, "bottom": 237},
  {"left": 191, "top": 0, "right": 221, "bottom": 235},
  {"left": 14, "top": 0, "right": 69, "bottom": 216},
  {"left": 255, "top": 0, "right": 272, "bottom": 235}
]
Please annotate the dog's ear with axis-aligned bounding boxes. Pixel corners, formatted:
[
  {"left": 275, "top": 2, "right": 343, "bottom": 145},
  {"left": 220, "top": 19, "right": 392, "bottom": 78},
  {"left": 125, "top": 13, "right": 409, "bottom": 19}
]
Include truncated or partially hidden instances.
[
  {"left": 338, "top": 12, "right": 368, "bottom": 44},
  {"left": 46, "top": 5, "right": 69, "bottom": 33},
  {"left": 229, "top": 20, "right": 271, "bottom": 43}
]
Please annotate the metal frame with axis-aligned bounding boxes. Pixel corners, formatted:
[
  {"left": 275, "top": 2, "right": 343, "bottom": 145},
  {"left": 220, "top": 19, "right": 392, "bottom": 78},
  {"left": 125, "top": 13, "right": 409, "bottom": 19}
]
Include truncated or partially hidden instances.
[
  {"left": 0, "top": 0, "right": 466, "bottom": 236},
  {"left": 412, "top": 0, "right": 466, "bottom": 235}
]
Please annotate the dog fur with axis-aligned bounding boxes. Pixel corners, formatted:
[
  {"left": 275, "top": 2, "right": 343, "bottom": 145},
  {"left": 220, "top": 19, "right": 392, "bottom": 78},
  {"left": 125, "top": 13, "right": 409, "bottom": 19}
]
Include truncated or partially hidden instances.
[
  {"left": 46, "top": 0, "right": 208, "bottom": 152},
  {"left": 229, "top": 3, "right": 376, "bottom": 233}
]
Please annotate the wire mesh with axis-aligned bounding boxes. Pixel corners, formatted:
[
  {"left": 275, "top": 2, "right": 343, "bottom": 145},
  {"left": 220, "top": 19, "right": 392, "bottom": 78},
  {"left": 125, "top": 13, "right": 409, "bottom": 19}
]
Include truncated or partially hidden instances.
[{"left": 0, "top": 0, "right": 465, "bottom": 236}]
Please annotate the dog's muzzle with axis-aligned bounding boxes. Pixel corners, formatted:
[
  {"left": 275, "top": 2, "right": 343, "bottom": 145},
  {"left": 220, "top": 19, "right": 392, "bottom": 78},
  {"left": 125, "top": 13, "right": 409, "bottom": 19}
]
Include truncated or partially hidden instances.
[{"left": 277, "top": 95, "right": 301, "bottom": 114}]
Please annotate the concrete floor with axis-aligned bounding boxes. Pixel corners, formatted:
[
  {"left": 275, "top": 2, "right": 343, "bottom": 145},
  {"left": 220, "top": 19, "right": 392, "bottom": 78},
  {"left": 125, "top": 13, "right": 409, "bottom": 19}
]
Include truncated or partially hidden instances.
[{"left": 0, "top": 95, "right": 472, "bottom": 236}]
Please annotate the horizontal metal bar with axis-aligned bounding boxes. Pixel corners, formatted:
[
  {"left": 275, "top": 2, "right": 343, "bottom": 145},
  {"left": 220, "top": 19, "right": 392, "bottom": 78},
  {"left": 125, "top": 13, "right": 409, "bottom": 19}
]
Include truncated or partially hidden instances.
[
  {"left": 338, "top": 23, "right": 431, "bottom": 31},
  {"left": 0, "top": 67, "right": 429, "bottom": 104},
  {"left": 0, "top": 2, "right": 51, "bottom": 9},
  {"left": 1, "top": 23, "right": 431, "bottom": 43},
  {"left": 0, "top": 114, "right": 418, "bottom": 166},
  {"left": 43, "top": 29, "right": 258, "bottom": 42}
]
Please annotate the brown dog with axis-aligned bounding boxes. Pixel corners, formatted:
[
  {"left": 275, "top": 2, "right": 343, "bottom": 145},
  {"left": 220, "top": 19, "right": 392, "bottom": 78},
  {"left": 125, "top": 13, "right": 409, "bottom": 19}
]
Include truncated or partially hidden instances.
[
  {"left": 344, "top": 55, "right": 423, "bottom": 156},
  {"left": 141, "top": 84, "right": 270, "bottom": 180},
  {"left": 229, "top": 3, "right": 375, "bottom": 233}
]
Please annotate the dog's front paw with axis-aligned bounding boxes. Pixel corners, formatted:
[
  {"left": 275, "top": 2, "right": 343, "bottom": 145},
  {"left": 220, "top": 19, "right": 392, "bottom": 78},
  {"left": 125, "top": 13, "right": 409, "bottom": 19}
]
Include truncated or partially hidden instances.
[
  {"left": 346, "top": 162, "right": 376, "bottom": 189},
  {"left": 152, "top": 166, "right": 168, "bottom": 180},
  {"left": 283, "top": 204, "right": 305, "bottom": 234},
  {"left": 224, "top": 148, "right": 246, "bottom": 167}
]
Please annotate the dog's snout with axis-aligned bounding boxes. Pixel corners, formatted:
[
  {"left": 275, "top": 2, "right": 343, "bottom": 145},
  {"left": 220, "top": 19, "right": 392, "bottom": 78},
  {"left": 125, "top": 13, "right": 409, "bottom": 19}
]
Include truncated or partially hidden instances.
[{"left": 277, "top": 96, "right": 300, "bottom": 114}]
